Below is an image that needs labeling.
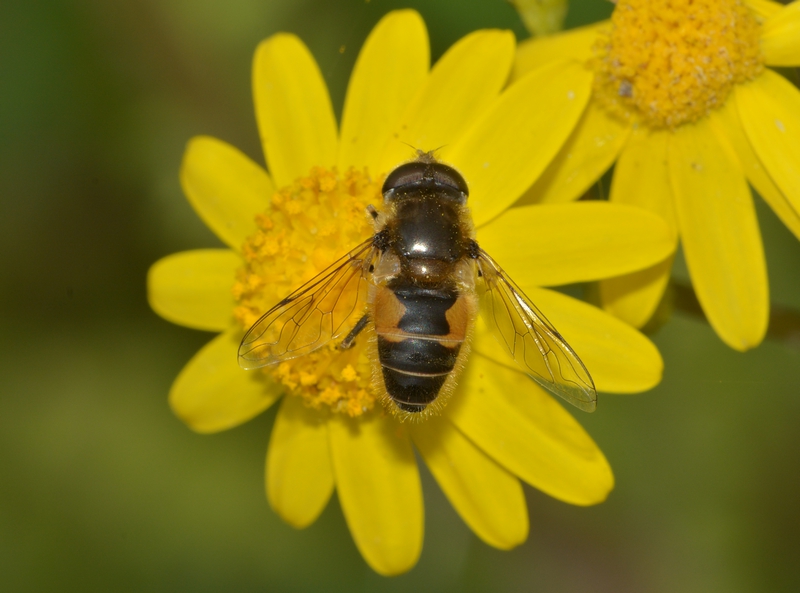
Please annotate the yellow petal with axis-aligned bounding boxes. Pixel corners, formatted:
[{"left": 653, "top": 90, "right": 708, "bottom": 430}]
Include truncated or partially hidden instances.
[
  {"left": 338, "top": 10, "right": 429, "bottom": 172},
  {"left": 266, "top": 396, "right": 333, "bottom": 528},
  {"left": 600, "top": 128, "right": 677, "bottom": 327},
  {"left": 608, "top": 127, "right": 677, "bottom": 222},
  {"left": 169, "top": 329, "right": 283, "bottom": 433},
  {"left": 411, "top": 416, "right": 528, "bottom": 550},
  {"left": 477, "top": 201, "right": 675, "bottom": 287},
  {"left": 449, "top": 61, "right": 593, "bottom": 227},
  {"left": 329, "top": 412, "right": 422, "bottom": 576},
  {"left": 599, "top": 259, "right": 674, "bottom": 328},
  {"left": 518, "top": 103, "right": 631, "bottom": 206},
  {"left": 736, "top": 71, "right": 800, "bottom": 217},
  {"left": 474, "top": 287, "right": 663, "bottom": 393},
  {"left": 512, "top": 22, "right": 607, "bottom": 81},
  {"left": 710, "top": 95, "right": 800, "bottom": 240},
  {"left": 668, "top": 118, "right": 768, "bottom": 351},
  {"left": 378, "top": 29, "right": 515, "bottom": 173},
  {"left": 761, "top": 2, "right": 800, "bottom": 65},
  {"left": 148, "top": 249, "right": 239, "bottom": 332},
  {"left": 745, "top": 0, "right": 783, "bottom": 19},
  {"left": 253, "top": 34, "right": 338, "bottom": 187},
  {"left": 180, "top": 136, "right": 274, "bottom": 250},
  {"left": 446, "top": 354, "right": 614, "bottom": 506}
]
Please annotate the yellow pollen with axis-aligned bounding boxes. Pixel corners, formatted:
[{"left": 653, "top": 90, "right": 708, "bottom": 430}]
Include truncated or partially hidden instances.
[
  {"left": 340, "top": 364, "right": 359, "bottom": 382},
  {"left": 591, "top": 0, "right": 763, "bottom": 129},
  {"left": 233, "top": 166, "right": 383, "bottom": 416}
]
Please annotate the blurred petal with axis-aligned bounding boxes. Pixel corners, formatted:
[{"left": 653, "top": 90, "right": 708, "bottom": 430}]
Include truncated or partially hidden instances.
[
  {"left": 601, "top": 128, "right": 677, "bottom": 327},
  {"left": 449, "top": 61, "right": 593, "bottom": 226},
  {"left": 378, "top": 29, "right": 515, "bottom": 173},
  {"left": 668, "top": 118, "right": 768, "bottom": 351},
  {"left": 518, "top": 103, "right": 630, "bottom": 206},
  {"left": 180, "top": 137, "right": 274, "bottom": 250},
  {"left": 267, "top": 396, "right": 334, "bottom": 528},
  {"left": 447, "top": 354, "right": 614, "bottom": 506},
  {"left": 148, "top": 249, "right": 239, "bottom": 332},
  {"left": 170, "top": 329, "right": 282, "bottom": 433},
  {"left": 412, "top": 415, "right": 528, "bottom": 550},
  {"left": 329, "top": 412, "right": 422, "bottom": 576},
  {"left": 253, "top": 34, "right": 338, "bottom": 187},
  {"left": 711, "top": 95, "right": 800, "bottom": 240},
  {"left": 512, "top": 0, "right": 568, "bottom": 37},
  {"left": 474, "top": 288, "right": 663, "bottom": 393},
  {"left": 477, "top": 202, "right": 675, "bottom": 287},
  {"left": 736, "top": 71, "right": 800, "bottom": 216},
  {"left": 338, "top": 10, "right": 429, "bottom": 172},
  {"left": 761, "top": 2, "right": 800, "bottom": 65},
  {"left": 512, "top": 22, "right": 607, "bottom": 81},
  {"left": 745, "top": 0, "right": 783, "bottom": 19}
]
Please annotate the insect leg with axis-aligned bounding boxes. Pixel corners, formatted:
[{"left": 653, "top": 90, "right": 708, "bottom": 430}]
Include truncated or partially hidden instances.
[{"left": 339, "top": 313, "right": 370, "bottom": 350}]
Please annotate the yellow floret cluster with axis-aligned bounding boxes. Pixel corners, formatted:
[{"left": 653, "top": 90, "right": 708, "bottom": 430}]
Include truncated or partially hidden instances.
[
  {"left": 233, "top": 166, "right": 382, "bottom": 416},
  {"left": 591, "top": 0, "right": 763, "bottom": 128}
]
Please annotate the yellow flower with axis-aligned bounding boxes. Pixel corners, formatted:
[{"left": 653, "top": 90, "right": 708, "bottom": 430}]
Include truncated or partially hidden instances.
[
  {"left": 148, "top": 10, "right": 673, "bottom": 575},
  {"left": 515, "top": 0, "right": 800, "bottom": 351}
]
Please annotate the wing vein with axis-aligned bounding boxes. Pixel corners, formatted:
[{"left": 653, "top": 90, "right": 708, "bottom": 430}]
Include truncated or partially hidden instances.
[
  {"left": 475, "top": 247, "right": 597, "bottom": 412},
  {"left": 238, "top": 237, "right": 378, "bottom": 368}
]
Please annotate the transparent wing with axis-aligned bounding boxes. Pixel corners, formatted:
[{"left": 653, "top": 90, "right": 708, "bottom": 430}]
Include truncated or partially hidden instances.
[
  {"left": 475, "top": 248, "right": 597, "bottom": 412},
  {"left": 238, "top": 238, "right": 378, "bottom": 369}
]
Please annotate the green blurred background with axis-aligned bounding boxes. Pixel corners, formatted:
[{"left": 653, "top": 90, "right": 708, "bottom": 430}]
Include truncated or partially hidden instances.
[{"left": 3, "top": 0, "right": 800, "bottom": 591}]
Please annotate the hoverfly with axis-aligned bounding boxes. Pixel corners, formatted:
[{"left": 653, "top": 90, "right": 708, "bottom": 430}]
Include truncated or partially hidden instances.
[{"left": 238, "top": 151, "right": 596, "bottom": 414}]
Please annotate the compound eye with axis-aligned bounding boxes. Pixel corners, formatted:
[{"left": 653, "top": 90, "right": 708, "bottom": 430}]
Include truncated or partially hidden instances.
[
  {"left": 382, "top": 162, "right": 427, "bottom": 195},
  {"left": 433, "top": 164, "right": 469, "bottom": 197}
]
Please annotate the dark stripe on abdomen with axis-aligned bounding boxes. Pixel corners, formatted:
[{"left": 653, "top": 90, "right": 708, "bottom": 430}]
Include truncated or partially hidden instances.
[
  {"left": 378, "top": 338, "right": 458, "bottom": 374},
  {"left": 378, "top": 337, "right": 461, "bottom": 412},
  {"left": 391, "top": 286, "right": 457, "bottom": 336}
]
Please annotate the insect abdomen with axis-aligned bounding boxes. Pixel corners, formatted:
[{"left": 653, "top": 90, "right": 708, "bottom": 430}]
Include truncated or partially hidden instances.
[{"left": 373, "top": 284, "right": 472, "bottom": 413}]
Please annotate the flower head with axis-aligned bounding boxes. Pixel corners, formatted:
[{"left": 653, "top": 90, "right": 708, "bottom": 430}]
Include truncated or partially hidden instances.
[
  {"left": 515, "top": 0, "right": 800, "bottom": 351},
  {"left": 592, "top": 0, "right": 763, "bottom": 128},
  {"left": 149, "top": 10, "right": 671, "bottom": 575}
]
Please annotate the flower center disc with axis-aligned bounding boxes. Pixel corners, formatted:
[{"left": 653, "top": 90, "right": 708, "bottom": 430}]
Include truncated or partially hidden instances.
[
  {"left": 233, "top": 167, "right": 382, "bottom": 416},
  {"left": 591, "top": 0, "right": 763, "bottom": 128}
]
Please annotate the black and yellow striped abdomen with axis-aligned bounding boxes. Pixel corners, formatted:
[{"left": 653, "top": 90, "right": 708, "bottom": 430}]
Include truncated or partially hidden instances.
[{"left": 373, "top": 282, "right": 472, "bottom": 413}]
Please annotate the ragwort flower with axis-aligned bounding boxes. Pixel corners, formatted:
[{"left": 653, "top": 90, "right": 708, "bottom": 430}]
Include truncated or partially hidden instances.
[
  {"left": 515, "top": 0, "right": 800, "bottom": 351},
  {"left": 148, "top": 10, "right": 673, "bottom": 575}
]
